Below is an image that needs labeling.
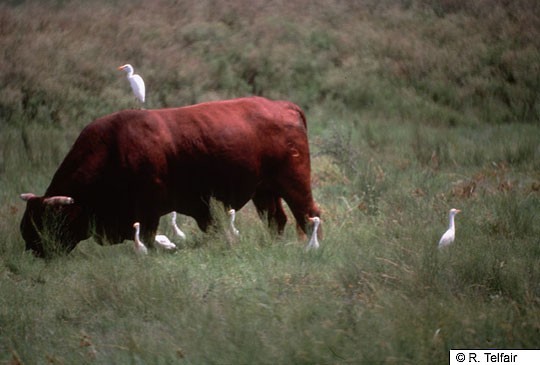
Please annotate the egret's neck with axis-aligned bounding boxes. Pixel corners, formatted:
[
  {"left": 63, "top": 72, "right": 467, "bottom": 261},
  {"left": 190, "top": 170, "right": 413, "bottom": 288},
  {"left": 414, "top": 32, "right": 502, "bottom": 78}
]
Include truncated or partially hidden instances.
[
  {"left": 173, "top": 224, "right": 182, "bottom": 236},
  {"left": 125, "top": 69, "right": 134, "bottom": 78},
  {"left": 448, "top": 214, "right": 456, "bottom": 230},
  {"left": 310, "top": 222, "right": 320, "bottom": 244}
]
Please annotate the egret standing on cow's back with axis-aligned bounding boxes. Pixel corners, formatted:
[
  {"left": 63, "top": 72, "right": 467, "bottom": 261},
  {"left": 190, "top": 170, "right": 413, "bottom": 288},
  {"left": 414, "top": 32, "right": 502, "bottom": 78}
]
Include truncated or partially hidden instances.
[
  {"left": 118, "top": 64, "right": 145, "bottom": 105},
  {"left": 438, "top": 208, "right": 461, "bottom": 249}
]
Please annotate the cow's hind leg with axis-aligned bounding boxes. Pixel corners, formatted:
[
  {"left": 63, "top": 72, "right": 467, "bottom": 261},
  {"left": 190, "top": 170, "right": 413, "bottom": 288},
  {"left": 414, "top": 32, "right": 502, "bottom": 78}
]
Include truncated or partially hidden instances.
[
  {"left": 252, "top": 190, "right": 287, "bottom": 234},
  {"left": 287, "top": 196, "right": 321, "bottom": 240},
  {"left": 276, "top": 173, "right": 321, "bottom": 238}
]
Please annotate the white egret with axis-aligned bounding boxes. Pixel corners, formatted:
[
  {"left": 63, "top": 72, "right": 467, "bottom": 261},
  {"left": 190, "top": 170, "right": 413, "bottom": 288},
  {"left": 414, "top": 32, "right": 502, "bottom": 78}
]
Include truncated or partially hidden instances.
[
  {"left": 118, "top": 64, "right": 145, "bottom": 105},
  {"left": 305, "top": 216, "right": 321, "bottom": 250},
  {"left": 228, "top": 209, "right": 239, "bottom": 236},
  {"left": 132, "top": 222, "right": 148, "bottom": 255},
  {"left": 154, "top": 234, "right": 177, "bottom": 251},
  {"left": 171, "top": 212, "right": 187, "bottom": 240},
  {"left": 438, "top": 208, "right": 461, "bottom": 249}
]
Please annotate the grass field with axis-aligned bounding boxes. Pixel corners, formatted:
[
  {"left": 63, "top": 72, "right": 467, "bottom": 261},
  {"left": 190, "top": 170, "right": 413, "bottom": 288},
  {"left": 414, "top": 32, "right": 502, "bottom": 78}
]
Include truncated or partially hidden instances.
[{"left": 1, "top": 0, "right": 539, "bottom": 363}]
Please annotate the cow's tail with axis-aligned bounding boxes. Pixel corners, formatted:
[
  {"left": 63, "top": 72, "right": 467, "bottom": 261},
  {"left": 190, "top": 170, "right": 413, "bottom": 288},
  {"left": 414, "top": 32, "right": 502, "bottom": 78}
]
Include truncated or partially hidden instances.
[{"left": 291, "top": 103, "right": 308, "bottom": 130}]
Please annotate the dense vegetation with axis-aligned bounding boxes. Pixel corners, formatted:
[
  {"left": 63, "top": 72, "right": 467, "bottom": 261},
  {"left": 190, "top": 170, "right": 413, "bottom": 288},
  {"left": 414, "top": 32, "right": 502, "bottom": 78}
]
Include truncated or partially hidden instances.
[{"left": 1, "top": 0, "right": 539, "bottom": 363}]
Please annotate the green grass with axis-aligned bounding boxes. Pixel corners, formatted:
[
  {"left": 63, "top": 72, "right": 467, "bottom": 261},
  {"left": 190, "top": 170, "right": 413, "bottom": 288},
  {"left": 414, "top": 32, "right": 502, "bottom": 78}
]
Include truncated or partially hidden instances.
[{"left": 1, "top": 0, "right": 540, "bottom": 363}]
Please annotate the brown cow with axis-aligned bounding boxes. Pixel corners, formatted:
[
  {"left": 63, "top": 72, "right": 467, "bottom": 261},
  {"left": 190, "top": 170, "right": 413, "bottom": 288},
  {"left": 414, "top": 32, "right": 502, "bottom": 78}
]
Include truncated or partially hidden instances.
[{"left": 20, "top": 97, "right": 321, "bottom": 257}]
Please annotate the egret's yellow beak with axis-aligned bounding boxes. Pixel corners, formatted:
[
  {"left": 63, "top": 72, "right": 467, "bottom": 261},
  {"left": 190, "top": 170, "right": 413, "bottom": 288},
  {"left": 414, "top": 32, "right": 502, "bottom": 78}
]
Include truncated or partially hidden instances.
[{"left": 117, "top": 65, "right": 125, "bottom": 70}]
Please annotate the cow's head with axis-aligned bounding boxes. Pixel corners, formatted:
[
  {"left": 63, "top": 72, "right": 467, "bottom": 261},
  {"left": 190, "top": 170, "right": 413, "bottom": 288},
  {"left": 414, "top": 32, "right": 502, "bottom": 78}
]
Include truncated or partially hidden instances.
[{"left": 20, "top": 193, "right": 86, "bottom": 258}]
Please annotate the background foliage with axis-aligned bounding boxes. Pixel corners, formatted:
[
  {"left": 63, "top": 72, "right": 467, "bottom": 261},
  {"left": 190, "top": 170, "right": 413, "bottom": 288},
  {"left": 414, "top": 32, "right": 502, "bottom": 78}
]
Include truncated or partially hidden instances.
[{"left": 1, "top": 0, "right": 539, "bottom": 363}]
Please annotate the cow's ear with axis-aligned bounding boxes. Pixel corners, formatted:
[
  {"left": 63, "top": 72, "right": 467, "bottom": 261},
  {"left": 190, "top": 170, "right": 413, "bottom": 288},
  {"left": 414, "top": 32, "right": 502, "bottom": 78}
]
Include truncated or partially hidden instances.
[
  {"left": 20, "top": 193, "right": 38, "bottom": 202},
  {"left": 43, "top": 196, "right": 75, "bottom": 205}
]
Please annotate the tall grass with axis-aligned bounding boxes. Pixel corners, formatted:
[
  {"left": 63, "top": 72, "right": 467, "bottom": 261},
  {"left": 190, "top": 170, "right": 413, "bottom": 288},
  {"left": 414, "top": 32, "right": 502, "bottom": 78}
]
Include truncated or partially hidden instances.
[{"left": 1, "top": 0, "right": 539, "bottom": 363}]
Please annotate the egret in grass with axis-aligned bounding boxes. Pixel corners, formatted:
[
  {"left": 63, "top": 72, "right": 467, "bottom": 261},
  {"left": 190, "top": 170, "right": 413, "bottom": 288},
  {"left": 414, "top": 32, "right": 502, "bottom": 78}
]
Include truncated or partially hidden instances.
[
  {"left": 132, "top": 222, "right": 148, "bottom": 255},
  {"left": 118, "top": 64, "right": 145, "bottom": 105},
  {"left": 171, "top": 212, "right": 187, "bottom": 240},
  {"left": 438, "top": 208, "right": 461, "bottom": 249},
  {"left": 228, "top": 209, "right": 239, "bottom": 236},
  {"left": 305, "top": 216, "right": 321, "bottom": 250},
  {"left": 154, "top": 234, "right": 177, "bottom": 251}
]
